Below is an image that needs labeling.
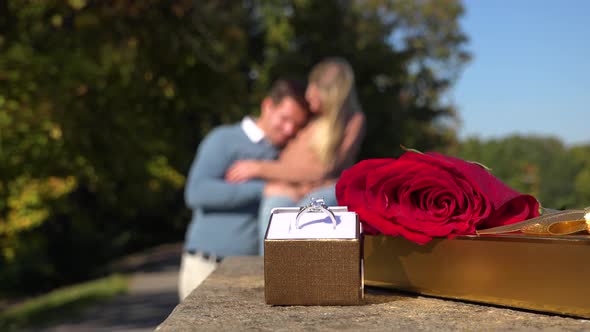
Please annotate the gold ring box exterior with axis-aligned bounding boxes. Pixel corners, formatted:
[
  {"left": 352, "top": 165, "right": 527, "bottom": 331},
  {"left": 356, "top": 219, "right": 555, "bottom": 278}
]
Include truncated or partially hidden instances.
[
  {"left": 364, "top": 233, "right": 590, "bottom": 318},
  {"left": 264, "top": 207, "right": 363, "bottom": 305}
]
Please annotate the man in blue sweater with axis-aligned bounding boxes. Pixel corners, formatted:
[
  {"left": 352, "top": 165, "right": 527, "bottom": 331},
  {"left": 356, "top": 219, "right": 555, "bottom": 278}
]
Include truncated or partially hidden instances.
[{"left": 179, "top": 79, "right": 309, "bottom": 299}]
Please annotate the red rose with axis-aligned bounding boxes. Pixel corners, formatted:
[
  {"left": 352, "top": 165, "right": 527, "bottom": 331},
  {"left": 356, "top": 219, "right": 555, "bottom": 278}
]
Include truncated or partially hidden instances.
[{"left": 336, "top": 151, "right": 540, "bottom": 244}]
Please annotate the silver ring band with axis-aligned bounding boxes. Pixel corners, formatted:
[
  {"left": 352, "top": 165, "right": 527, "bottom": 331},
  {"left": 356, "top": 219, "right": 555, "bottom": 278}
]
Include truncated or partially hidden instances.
[{"left": 295, "top": 198, "right": 337, "bottom": 229}]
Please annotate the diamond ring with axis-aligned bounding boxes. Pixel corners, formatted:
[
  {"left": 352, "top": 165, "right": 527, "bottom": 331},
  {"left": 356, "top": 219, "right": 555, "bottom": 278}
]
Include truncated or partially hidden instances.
[{"left": 295, "top": 198, "right": 337, "bottom": 229}]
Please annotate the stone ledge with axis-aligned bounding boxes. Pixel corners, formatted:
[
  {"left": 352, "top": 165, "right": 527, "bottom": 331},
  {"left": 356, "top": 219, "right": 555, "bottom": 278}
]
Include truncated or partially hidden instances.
[{"left": 157, "top": 256, "right": 590, "bottom": 331}]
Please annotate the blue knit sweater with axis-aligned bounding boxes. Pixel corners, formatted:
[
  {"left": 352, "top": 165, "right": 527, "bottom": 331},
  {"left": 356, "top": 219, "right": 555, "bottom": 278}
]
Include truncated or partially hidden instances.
[{"left": 183, "top": 122, "right": 278, "bottom": 256}]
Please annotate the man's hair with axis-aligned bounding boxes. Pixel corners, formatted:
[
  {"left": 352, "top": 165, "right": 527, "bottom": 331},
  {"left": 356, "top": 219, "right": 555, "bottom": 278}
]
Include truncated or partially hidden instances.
[{"left": 268, "top": 79, "right": 309, "bottom": 111}]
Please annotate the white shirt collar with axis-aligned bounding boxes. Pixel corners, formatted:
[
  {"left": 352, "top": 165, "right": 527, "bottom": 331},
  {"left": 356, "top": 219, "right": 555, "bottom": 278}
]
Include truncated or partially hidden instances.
[{"left": 241, "top": 116, "right": 265, "bottom": 143}]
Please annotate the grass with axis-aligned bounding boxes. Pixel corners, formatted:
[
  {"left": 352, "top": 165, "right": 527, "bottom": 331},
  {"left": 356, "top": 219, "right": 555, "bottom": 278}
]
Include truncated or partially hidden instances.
[{"left": 0, "top": 274, "right": 129, "bottom": 331}]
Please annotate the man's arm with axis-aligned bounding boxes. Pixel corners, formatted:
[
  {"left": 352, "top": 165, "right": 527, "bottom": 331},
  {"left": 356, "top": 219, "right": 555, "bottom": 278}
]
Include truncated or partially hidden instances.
[{"left": 184, "top": 128, "right": 265, "bottom": 210}]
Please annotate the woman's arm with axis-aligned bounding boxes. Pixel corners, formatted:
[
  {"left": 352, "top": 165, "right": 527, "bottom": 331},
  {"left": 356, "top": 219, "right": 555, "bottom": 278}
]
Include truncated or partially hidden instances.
[
  {"left": 255, "top": 155, "right": 327, "bottom": 182},
  {"left": 225, "top": 113, "right": 366, "bottom": 183},
  {"left": 225, "top": 155, "right": 326, "bottom": 183}
]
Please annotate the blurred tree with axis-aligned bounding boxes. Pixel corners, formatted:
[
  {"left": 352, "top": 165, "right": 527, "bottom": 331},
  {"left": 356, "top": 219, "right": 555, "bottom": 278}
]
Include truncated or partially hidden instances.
[
  {"left": 452, "top": 135, "right": 584, "bottom": 210},
  {"left": 570, "top": 145, "right": 590, "bottom": 207},
  {"left": 0, "top": 0, "right": 470, "bottom": 294},
  {"left": 0, "top": 0, "right": 253, "bottom": 293},
  {"left": 249, "top": 0, "right": 471, "bottom": 157}
]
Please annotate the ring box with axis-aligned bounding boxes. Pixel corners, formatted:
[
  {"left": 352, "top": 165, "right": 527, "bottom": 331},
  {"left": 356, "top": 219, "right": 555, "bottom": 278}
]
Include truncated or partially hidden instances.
[{"left": 264, "top": 207, "right": 363, "bottom": 305}]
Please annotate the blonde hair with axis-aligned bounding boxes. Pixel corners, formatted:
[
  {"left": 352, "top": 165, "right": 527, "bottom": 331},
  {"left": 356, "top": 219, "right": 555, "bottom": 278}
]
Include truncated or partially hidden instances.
[{"left": 309, "top": 58, "right": 363, "bottom": 165}]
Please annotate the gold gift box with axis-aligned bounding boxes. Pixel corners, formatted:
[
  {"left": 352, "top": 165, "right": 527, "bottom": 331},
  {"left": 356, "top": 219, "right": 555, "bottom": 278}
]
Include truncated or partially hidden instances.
[
  {"left": 364, "top": 234, "right": 590, "bottom": 318},
  {"left": 264, "top": 207, "right": 363, "bottom": 305}
]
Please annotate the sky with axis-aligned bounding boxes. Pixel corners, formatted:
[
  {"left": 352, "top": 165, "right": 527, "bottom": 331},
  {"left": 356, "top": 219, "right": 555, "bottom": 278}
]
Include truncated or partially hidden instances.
[{"left": 453, "top": 1, "right": 590, "bottom": 146}]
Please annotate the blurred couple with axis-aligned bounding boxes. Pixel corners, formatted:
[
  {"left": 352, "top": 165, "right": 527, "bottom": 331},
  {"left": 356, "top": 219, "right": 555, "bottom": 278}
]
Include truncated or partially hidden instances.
[{"left": 179, "top": 57, "right": 366, "bottom": 300}]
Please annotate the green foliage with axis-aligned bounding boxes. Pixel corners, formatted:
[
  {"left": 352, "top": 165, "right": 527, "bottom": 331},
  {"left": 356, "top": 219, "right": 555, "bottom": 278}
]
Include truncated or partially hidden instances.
[
  {"left": 451, "top": 135, "right": 589, "bottom": 210},
  {"left": 0, "top": 0, "right": 469, "bottom": 295},
  {"left": 0, "top": 0, "right": 228, "bottom": 294},
  {"left": 571, "top": 145, "right": 590, "bottom": 206}
]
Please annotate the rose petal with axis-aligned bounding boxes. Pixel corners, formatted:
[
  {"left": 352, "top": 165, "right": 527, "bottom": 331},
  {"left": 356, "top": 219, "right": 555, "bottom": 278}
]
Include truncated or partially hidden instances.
[
  {"left": 357, "top": 207, "right": 434, "bottom": 244},
  {"left": 336, "top": 158, "right": 393, "bottom": 208},
  {"left": 478, "top": 194, "right": 540, "bottom": 229}
]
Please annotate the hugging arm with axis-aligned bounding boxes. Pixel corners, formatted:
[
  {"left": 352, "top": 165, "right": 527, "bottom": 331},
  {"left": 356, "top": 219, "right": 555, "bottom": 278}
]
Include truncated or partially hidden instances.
[
  {"left": 250, "top": 153, "right": 326, "bottom": 182},
  {"left": 184, "top": 129, "right": 265, "bottom": 210},
  {"left": 227, "top": 113, "right": 366, "bottom": 183}
]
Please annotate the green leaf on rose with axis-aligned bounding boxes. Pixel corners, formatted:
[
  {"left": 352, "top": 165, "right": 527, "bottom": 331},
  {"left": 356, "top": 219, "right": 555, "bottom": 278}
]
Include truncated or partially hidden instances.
[
  {"left": 467, "top": 160, "right": 492, "bottom": 172},
  {"left": 400, "top": 144, "right": 424, "bottom": 154},
  {"left": 400, "top": 144, "right": 492, "bottom": 172}
]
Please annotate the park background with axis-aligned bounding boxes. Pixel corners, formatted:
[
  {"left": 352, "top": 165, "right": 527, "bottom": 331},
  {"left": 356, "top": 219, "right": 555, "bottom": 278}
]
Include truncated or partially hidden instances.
[{"left": 0, "top": 0, "right": 589, "bottom": 328}]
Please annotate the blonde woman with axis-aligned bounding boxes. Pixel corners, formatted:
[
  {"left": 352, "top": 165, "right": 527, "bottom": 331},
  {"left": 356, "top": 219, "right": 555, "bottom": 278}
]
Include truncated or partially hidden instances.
[{"left": 225, "top": 58, "right": 366, "bottom": 252}]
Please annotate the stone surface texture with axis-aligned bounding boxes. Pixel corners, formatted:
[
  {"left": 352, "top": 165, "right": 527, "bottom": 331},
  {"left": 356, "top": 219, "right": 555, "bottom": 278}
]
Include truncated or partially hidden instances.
[{"left": 157, "top": 256, "right": 590, "bottom": 331}]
